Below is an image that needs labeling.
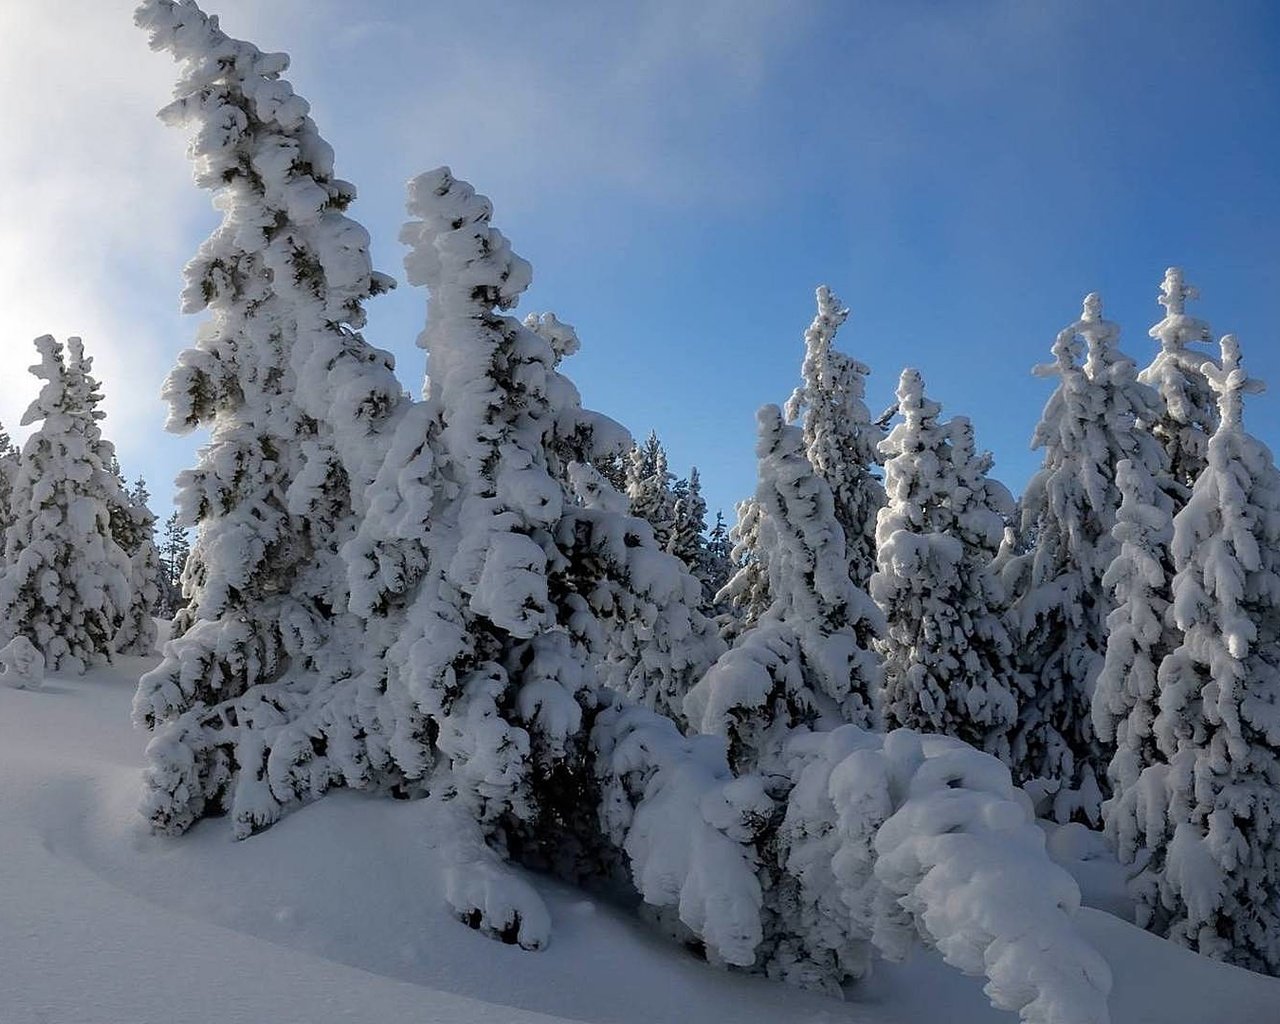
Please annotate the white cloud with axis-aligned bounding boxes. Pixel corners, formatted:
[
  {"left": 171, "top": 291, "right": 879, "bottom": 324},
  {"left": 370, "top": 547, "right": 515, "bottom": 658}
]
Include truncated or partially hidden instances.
[{"left": 0, "top": 0, "right": 196, "bottom": 453}]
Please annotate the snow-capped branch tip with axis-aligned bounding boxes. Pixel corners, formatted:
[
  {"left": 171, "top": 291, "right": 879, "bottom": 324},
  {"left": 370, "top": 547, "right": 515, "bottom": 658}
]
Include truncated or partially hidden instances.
[
  {"left": 893, "top": 367, "right": 940, "bottom": 426},
  {"left": 1204, "top": 334, "right": 1265, "bottom": 428},
  {"left": 401, "top": 166, "right": 532, "bottom": 308},
  {"left": 1158, "top": 266, "right": 1197, "bottom": 317},
  {"left": 135, "top": 0, "right": 287, "bottom": 81},
  {"left": 1036, "top": 323, "right": 1082, "bottom": 379},
  {"left": 1075, "top": 292, "right": 1120, "bottom": 347},
  {"left": 811, "top": 284, "right": 849, "bottom": 342},
  {"left": 1148, "top": 266, "right": 1213, "bottom": 351}
]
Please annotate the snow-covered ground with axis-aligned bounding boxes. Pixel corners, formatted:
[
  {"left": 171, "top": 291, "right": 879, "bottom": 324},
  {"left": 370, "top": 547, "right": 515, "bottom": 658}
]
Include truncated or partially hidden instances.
[{"left": 3, "top": 657, "right": 1278, "bottom": 1024}]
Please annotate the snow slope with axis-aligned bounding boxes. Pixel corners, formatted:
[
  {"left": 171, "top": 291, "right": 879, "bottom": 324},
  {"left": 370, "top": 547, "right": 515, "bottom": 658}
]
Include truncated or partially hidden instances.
[{"left": 2, "top": 657, "right": 1278, "bottom": 1024}]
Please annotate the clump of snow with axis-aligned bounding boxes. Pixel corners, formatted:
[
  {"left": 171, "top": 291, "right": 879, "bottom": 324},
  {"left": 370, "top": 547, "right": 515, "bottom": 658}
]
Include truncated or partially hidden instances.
[{"left": 0, "top": 636, "right": 44, "bottom": 690}]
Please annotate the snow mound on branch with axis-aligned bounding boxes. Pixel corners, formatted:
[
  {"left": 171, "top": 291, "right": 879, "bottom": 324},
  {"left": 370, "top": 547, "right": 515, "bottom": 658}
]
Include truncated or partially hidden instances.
[{"left": 781, "top": 726, "right": 1113, "bottom": 1024}]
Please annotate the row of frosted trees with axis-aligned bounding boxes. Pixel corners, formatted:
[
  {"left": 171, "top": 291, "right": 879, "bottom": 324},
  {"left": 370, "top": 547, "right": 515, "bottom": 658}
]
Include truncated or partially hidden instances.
[
  {"left": 112, "top": 5, "right": 1113, "bottom": 1023},
  {"left": 726, "top": 272, "right": 1280, "bottom": 977}
]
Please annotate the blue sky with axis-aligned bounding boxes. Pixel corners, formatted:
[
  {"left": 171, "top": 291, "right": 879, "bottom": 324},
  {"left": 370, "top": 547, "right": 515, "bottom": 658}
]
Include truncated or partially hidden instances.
[{"left": 0, "top": 0, "right": 1277, "bottom": 523}]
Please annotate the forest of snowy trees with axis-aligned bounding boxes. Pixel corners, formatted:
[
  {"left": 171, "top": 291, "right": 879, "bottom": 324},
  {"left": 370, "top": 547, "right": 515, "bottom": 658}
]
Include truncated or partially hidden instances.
[{"left": 3, "top": 4, "right": 1279, "bottom": 1024}]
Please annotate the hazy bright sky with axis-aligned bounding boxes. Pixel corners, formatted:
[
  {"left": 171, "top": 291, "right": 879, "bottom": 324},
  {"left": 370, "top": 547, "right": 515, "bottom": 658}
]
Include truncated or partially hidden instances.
[{"left": 1, "top": 0, "right": 1277, "bottom": 522}]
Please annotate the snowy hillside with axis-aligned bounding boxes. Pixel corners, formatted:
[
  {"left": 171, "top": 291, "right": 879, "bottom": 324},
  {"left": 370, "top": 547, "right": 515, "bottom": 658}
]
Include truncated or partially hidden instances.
[{"left": 3, "top": 657, "right": 1277, "bottom": 1024}]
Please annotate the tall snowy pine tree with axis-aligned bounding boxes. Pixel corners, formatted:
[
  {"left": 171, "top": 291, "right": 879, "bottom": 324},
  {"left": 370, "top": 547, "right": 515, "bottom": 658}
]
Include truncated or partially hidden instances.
[
  {"left": 1133, "top": 335, "right": 1280, "bottom": 973},
  {"left": 685, "top": 404, "right": 883, "bottom": 773},
  {"left": 1092, "top": 456, "right": 1177, "bottom": 848},
  {"left": 871, "top": 370, "right": 1020, "bottom": 758},
  {"left": 110, "top": 474, "right": 163, "bottom": 655},
  {"left": 784, "top": 285, "right": 885, "bottom": 591},
  {"left": 1139, "top": 267, "right": 1218, "bottom": 502},
  {"left": 1011, "top": 292, "right": 1167, "bottom": 822},
  {"left": 343, "top": 166, "right": 723, "bottom": 941},
  {"left": 132, "top": 0, "right": 407, "bottom": 836},
  {"left": 626, "top": 431, "right": 678, "bottom": 550},
  {"left": 0, "top": 337, "right": 133, "bottom": 673}
]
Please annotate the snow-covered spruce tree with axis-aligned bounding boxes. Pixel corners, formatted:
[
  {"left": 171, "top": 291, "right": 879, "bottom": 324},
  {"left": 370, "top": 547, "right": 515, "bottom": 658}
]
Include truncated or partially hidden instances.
[
  {"left": 0, "top": 337, "right": 132, "bottom": 673},
  {"left": 784, "top": 285, "right": 885, "bottom": 591},
  {"left": 1130, "top": 335, "right": 1280, "bottom": 972},
  {"left": 1011, "top": 293, "right": 1166, "bottom": 822},
  {"left": 1139, "top": 267, "right": 1218, "bottom": 502},
  {"left": 668, "top": 466, "right": 705, "bottom": 565},
  {"left": 340, "top": 167, "right": 723, "bottom": 943},
  {"left": 1091, "top": 457, "right": 1177, "bottom": 850},
  {"left": 626, "top": 431, "right": 678, "bottom": 549},
  {"left": 685, "top": 404, "right": 883, "bottom": 774},
  {"left": 132, "top": 0, "right": 406, "bottom": 837},
  {"left": 110, "top": 474, "right": 163, "bottom": 654},
  {"left": 677, "top": 406, "right": 1115, "bottom": 1016},
  {"left": 716, "top": 496, "right": 770, "bottom": 636},
  {"left": 871, "top": 369, "right": 1020, "bottom": 758}
]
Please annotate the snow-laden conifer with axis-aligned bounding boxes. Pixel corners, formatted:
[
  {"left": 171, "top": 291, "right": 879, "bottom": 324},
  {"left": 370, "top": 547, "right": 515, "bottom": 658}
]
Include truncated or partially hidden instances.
[
  {"left": 111, "top": 475, "right": 162, "bottom": 655},
  {"left": 872, "top": 369, "right": 1020, "bottom": 757},
  {"left": 1139, "top": 267, "right": 1217, "bottom": 501},
  {"left": 340, "top": 167, "right": 721, "bottom": 941},
  {"left": 685, "top": 405, "right": 882, "bottom": 773},
  {"left": 1092, "top": 457, "right": 1177, "bottom": 847},
  {"left": 626, "top": 431, "right": 677, "bottom": 550},
  {"left": 1012, "top": 293, "right": 1165, "bottom": 821},
  {"left": 132, "top": 0, "right": 405, "bottom": 835},
  {"left": 715, "top": 496, "right": 770, "bottom": 636},
  {"left": 1132, "top": 336, "right": 1280, "bottom": 973},
  {"left": 0, "top": 337, "right": 132, "bottom": 673},
  {"left": 667, "top": 466, "right": 707, "bottom": 568},
  {"left": 784, "top": 286, "right": 885, "bottom": 590}
]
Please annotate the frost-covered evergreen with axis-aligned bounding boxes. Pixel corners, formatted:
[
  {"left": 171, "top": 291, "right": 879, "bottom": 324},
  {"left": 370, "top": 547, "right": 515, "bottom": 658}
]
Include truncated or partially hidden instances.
[
  {"left": 872, "top": 370, "right": 1020, "bottom": 758},
  {"left": 716, "top": 496, "right": 770, "bottom": 635},
  {"left": 132, "top": 0, "right": 405, "bottom": 835},
  {"left": 667, "top": 466, "right": 707, "bottom": 567},
  {"left": 1012, "top": 293, "right": 1166, "bottom": 821},
  {"left": 111, "top": 475, "right": 162, "bottom": 654},
  {"left": 1129, "top": 336, "right": 1280, "bottom": 973},
  {"left": 1139, "top": 267, "right": 1218, "bottom": 501},
  {"left": 784, "top": 286, "right": 885, "bottom": 590},
  {"left": 1092, "top": 457, "right": 1177, "bottom": 842},
  {"left": 341, "top": 166, "right": 723, "bottom": 940},
  {"left": 685, "top": 405, "right": 883, "bottom": 773},
  {"left": 0, "top": 337, "right": 133, "bottom": 673},
  {"left": 626, "top": 431, "right": 677, "bottom": 550}
]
